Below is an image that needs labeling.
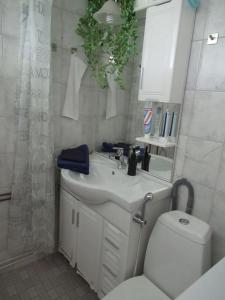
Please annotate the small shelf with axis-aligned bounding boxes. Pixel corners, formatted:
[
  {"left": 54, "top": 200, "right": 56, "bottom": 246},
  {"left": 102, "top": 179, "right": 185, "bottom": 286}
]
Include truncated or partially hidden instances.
[{"left": 136, "top": 136, "right": 176, "bottom": 148}]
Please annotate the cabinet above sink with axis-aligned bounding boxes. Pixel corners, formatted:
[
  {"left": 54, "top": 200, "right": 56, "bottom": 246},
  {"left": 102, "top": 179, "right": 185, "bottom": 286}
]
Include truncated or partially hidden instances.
[{"left": 138, "top": 0, "right": 195, "bottom": 103}]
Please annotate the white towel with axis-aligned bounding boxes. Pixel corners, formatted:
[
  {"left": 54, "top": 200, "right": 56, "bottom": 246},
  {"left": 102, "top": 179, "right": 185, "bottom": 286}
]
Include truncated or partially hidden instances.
[
  {"left": 106, "top": 72, "right": 117, "bottom": 120},
  {"left": 62, "top": 54, "right": 87, "bottom": 121}
]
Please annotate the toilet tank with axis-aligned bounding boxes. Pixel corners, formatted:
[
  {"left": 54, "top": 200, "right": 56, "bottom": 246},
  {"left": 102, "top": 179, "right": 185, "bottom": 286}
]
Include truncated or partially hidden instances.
[{"left": 144, "top": 211, "right": 212, "bottom": 299}]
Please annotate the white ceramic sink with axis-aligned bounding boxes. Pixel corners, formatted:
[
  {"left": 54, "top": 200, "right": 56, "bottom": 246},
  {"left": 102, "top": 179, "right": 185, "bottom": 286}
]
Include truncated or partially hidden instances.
[{"left": 61, "top": 153, "right": 172, "bottom": 212}]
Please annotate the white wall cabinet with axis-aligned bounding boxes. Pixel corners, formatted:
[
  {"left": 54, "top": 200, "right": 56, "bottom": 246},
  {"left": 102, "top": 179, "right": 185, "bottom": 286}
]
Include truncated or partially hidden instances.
[{"left": 138, "top": 0, "right": 195, "bottom": 103}]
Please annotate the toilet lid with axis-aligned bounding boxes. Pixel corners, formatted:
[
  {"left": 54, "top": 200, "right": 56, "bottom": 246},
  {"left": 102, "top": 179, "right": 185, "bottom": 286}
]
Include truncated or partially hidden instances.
[{"left": 102, "top": 275, "right": 171, "bottom": 300}]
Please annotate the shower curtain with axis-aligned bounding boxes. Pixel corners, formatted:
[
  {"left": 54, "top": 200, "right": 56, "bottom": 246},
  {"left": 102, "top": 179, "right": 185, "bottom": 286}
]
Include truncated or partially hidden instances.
[{"left": 8, "top": 0, "right": 55, "bottom": 256}]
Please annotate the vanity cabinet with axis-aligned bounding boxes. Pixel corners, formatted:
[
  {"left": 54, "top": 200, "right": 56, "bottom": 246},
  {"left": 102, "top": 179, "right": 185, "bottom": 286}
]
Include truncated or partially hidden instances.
[
  {"left": 59, "top": 189, "right": 78, "bottom": 262},
  {"left": 138, "top": 0, "right": 195, "bottom": 103},
  {"left": 59, "top": 187, "right": 170, "bottom": 298},
  {"left": 76, "top": 203, "right": 103, "bottom": 290}
]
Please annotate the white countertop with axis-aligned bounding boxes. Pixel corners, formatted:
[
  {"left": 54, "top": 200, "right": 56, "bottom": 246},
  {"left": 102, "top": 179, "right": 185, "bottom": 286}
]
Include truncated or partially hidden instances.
[{"left": 176, "top": 258, "right": 225, "bottom": 300}]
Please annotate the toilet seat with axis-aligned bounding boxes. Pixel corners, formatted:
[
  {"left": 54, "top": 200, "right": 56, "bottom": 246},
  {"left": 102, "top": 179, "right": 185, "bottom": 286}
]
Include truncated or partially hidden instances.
[{"left": 102, "top": 275, "right": 171, "bottom": 300}]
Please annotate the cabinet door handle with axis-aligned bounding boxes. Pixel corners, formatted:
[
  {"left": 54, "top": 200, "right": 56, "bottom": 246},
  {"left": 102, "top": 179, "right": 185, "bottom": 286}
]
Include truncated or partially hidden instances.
[
  {"left": 103, "top": 264, "right": 117, "bottom": 278},
  {"left": 72, "top": 209, "right": 75, "bottom": 225},
  {"left": 140, "top": 67, "right": 144, "bottom": 89},
  {"left": 76, "top": 212, "right": 80, "bottom": 228}
]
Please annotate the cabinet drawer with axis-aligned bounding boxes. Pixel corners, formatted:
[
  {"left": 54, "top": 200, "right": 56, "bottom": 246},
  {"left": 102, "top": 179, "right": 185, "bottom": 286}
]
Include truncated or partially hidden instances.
[
  {"left": 99, "top": 267, "right": 120, "bottom": 297},
  {"left": 103, "top": 221, "right": 128, "bottom": 253},
  {"left": 98, "top": 220, "right": 129, "bottom": 296}
]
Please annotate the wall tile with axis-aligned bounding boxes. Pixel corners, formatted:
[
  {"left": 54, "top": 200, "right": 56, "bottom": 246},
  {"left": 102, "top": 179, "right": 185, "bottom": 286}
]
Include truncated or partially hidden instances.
[
  {"left": 216, "top": 146, "right": 225, "bottom": 194},
  {"left": 62, "top": 11, "right": 82, "bottom": 49},
  {"left": 51, "top": 6, "right": 62, "bottom": 45},
  {"left": 63, "top": 0, "right": 87, "bottom": 14},
  {"left": 204, "top": 0, "right": 225, "bottom": 39},
  {"left": 186, "top": 41, "right": 202, "bottom": 90},
  {"left": 179, "top": 91, "right": 195, "bottom": 136},
  {"left": 177, "top": 181, "right": 214, "bottom": 222},
  {"left": 51, "top": 47, "right": 62, "bottom": 83},
  {"left": 189, "top": 91, "right": 225, "bottom": 142},
  {"left": 53, "top": 0, "right": 61, "bottom": 9},
  {"left": 183, "top": 137, "right": 223, "bottom": 189},
  {"left": 210, "top": 191, "right": 225, "bottom": 241},
  {"left": 173, "top": 135, "right": 188, "bottom": 180},
  {"left": 193, "top": 0, "right": 209, "bottom": 41},
  {"left": 1, "top": 5, "right": 20, "bottom": 37},
  {"left": 52, "top": 82, "right": 64, "bottom": 117},
  {"left": 197, "top": 37, "right": 225, "bottom": 91},
  {"left": 60, "top": 118, "right": 83, "bottom": 150},
  {"left": 2, "top": 35, "right": 19, "bottom": 78},
  {"left": 212, "top": 235, "right": 225, "bottom": 264},
  {"left": 0, "top": 34, "right": 3, "bottom": 69}
]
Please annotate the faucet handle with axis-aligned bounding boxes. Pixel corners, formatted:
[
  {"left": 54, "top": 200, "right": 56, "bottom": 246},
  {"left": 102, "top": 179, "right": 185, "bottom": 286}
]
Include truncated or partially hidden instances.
[
  {"left": 129, "top": 145, "right": 140, "bottom": 157},
  {"left": 112, "top": 147, "right": 124, "bottom": 156}
]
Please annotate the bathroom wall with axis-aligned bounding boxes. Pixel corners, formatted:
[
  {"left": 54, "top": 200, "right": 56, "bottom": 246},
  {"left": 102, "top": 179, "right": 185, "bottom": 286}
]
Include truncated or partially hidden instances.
[
  {"left": 174, "top": 0, "right": 225, "bottom": 263},
  {"left": 52, "top": 0, "right": 131, "bottom": 156},
  {"left": 0, "top": 0, "right": 20, "bottom": 254},
  {"left": 127, "top": 1, "right": 225, "bottom": 264}
]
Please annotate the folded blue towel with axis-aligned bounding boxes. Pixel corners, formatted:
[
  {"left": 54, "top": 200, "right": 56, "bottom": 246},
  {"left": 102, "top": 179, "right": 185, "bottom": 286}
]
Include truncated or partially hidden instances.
[
  {"left": 60, "top": 144, "right": 89, "bottom": 162},
  {"left": 58, "top": 144, "right": 89, "bottom": 175},
  {"left": 57, "top": 159, "right": 89, "bottom": 175}
]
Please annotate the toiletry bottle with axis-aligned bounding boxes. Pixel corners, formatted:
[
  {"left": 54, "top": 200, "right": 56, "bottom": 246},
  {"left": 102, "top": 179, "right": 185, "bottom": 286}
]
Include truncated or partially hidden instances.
[
  {"left": 153, "top": 105, "right": 162, "bottom": 138},
  {"left": 141, "top": 146, "right": 151, "bottom": 172},
  {"left": 144, "top": 107, "right": 153, "bottom": 138},
  {"left": 128, "top": 148, "right": 137, "bottom": 176}
]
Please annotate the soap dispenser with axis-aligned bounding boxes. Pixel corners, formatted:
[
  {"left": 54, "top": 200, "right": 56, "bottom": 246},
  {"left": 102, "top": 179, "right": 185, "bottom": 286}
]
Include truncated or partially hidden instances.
[
  {"left": 128, "top": 148, "right": 137, "bottom": 176},
  {"left": 141, "top": 146, "right": 151, "bottom": 172}
]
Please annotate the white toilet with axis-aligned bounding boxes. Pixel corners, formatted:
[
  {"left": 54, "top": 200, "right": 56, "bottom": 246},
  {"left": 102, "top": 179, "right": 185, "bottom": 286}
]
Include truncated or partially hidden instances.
[{"left": 103, "top": 210, "right": 212, "bottom": 300}]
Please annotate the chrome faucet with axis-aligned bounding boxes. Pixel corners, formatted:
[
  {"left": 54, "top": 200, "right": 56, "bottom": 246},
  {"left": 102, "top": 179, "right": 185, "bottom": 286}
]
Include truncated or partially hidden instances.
[{"left": 109, "top": 147, "right": 127, "bottom": 169}]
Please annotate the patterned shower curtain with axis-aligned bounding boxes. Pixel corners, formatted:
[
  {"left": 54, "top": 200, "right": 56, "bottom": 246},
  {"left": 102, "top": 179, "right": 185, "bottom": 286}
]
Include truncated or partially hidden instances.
[{"left": 8, "top": 0, "right": 55, "bottom": 256}]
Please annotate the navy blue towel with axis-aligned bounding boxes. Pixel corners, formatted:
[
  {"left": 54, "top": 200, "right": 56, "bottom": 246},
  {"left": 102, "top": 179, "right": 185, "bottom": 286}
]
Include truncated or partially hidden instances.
[
  {"left": 58, "top": 144, "right": 89, "bottom": 175},
  {"left": 60, "top": 144, "right": 89, "bottom": 162},
  {"left": 57, "top": 159, "right": 89, "bottom": 175}
]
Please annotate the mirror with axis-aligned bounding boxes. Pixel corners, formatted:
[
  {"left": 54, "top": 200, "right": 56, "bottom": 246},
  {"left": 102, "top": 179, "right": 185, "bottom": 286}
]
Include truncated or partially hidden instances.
[{"left": 125, "top": 16, "right": 181, "bottom": 183}]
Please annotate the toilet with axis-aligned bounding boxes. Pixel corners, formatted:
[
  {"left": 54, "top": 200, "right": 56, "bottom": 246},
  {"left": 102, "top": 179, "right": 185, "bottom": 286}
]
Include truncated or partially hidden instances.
[{"left": 103, "top": 210, "right": 212, "bottom": 300}]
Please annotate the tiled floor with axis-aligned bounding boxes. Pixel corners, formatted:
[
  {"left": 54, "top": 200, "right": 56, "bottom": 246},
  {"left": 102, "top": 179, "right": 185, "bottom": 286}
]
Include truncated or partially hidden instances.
[{"left": 0, "top": 253, "right": 99, "bottom": 300}]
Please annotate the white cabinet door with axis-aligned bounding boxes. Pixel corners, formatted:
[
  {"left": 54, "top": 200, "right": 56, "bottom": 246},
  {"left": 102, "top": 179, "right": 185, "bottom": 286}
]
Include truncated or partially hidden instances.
[
  {"left": 77, "top": 203, "right": 103, "bottom": 290},
  {"left": 59, "top": 189, "right": 78, "bottom": 265},
  {"left": 139, "top": 0, "right": 195, "bottom": 103}
]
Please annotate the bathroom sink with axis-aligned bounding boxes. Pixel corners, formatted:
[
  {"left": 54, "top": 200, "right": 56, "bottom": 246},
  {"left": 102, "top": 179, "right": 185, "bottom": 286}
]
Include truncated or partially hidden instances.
[{"left": 61, "top": 153, "right": 172, "bottom": 212}]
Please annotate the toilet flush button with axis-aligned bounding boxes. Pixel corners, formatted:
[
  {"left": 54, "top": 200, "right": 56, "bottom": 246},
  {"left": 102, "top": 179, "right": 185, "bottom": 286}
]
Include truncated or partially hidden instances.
[{"left": 179, "top": 218, "right": 190, "bottom": 225}]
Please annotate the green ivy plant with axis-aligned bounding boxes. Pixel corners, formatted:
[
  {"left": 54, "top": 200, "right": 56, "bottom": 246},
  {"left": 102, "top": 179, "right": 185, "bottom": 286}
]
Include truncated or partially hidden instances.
[{"left": 76, "top": 0, "right": 138, "bottom": 89}]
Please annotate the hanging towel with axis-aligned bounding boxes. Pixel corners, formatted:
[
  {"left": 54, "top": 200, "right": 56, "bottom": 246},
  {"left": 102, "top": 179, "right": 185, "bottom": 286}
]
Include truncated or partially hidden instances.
[
  {"left": 62, "top": 53, "right": 87, "bottom": 121},
  {"left": 106, "top": 72, "right": 117, "bottom": 119}
]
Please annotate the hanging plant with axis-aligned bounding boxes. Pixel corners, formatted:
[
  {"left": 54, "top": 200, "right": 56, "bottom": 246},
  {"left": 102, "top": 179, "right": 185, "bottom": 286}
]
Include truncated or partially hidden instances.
[{"left": 76, "top": 0, "right": 138, "bottom": 89}]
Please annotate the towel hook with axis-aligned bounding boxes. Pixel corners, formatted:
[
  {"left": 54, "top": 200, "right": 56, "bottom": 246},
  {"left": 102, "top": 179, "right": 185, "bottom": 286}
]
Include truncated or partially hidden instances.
[{"left": 71, "top": 47, "right": 78, "bottom": 54}]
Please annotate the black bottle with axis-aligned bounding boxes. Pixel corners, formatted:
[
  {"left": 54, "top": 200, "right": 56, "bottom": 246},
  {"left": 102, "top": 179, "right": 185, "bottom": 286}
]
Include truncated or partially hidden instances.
[
  {"left": 128, "top": 149, "right": 137, "bottom": 176},
  {"left": 141, "top": 146, "right": 151, "bottom": 172}
]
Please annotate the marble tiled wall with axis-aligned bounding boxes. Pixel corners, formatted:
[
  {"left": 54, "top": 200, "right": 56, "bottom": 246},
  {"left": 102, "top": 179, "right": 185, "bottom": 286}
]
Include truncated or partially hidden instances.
[
  {"left": 0, "top": 0, "right": 20, "bottom": 253},
  {"left": 174, "top": 0, "right": 225, "bottom": 263},
  {"left": 52, "top": 0, "right": 131, "bottom": 155}
]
